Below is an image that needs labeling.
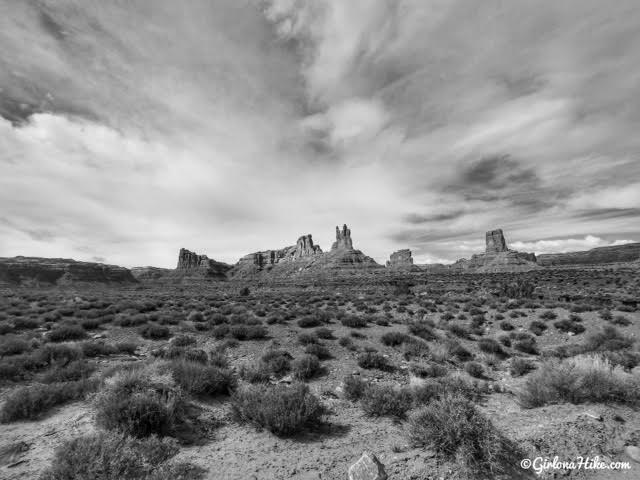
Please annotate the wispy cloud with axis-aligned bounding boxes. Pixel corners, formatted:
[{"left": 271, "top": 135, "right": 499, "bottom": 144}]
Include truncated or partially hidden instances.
[{"left": 1, "top": 0, "right": 639, "bottom": 266}]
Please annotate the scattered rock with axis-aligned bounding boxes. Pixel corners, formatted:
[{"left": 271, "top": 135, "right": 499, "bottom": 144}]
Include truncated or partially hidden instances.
[
  {"left": 348, "top": 451, "right": 387, "bottom": 480},
  {"left": 625, "top": 445, "right": 640, "bottom": 463}
]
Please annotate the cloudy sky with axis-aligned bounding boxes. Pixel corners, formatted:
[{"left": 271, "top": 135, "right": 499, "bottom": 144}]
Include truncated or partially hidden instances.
[{"left": 1, "top": 0, "right": 639, "bottom": 267}]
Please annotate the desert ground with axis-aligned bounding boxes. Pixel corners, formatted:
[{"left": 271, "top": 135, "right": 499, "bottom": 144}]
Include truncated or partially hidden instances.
[{"left": 1, "top": 267, "right": 639, "bottom": 479}]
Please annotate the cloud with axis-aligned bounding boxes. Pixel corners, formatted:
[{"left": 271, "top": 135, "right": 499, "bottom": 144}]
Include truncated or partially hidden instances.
[
  {"left": 1, "top": 0, "right": 639, "bottom": 268},
  {"left": 511, "top": 236, "right": 635, "bottom": 255}
]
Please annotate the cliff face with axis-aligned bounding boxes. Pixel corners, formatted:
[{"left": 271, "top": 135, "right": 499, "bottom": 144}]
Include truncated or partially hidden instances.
[
  {"left": 537, "top": 243, "right": 640, "bottom": 266},
  {"left": 0, "top": 257, "right": 137, "bottom": 285},
  {"left": 175, "top": 248, "right": 231, "bottom": 279}
]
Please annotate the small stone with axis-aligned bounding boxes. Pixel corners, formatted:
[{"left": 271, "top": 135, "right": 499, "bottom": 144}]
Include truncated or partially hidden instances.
[
  {"left": 348, "top": 451, "right": 387, "bottom": 480},
  {"left": 625, "top": 445, "right": 640, "bottom": 463}
]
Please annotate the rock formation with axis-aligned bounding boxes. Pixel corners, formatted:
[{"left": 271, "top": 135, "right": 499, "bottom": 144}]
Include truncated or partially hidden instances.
[
  {"left": 332, "top": 224, "right": 354, "bottom": 250},
  {"left": 176, "top": 248, "right": 231, "bottom": 279},
  {"left": 450, "top": 229, "right": 539, "bottom": 273},
  {"left": 294, "top": 234, "right": 323, "bottom": 259},
  {"left": 485, "top": 229, "right": 508, "bottom": 253},
  {"left": 231, "top": 224, "right": 380, "bottom": 277},
  {"left": 386, "top": 249, "right": 413, "bottom": 268},
  {"left": 537, "top": 242, "right": 640, "bottom": 266},
  {"left": 0, "top": 256, "right": 137, "bottom": 285}
]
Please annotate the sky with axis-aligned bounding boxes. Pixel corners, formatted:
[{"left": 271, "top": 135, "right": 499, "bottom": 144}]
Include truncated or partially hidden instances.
[{"left": 1, "top": 0, "right": 639, "bottom": 268}]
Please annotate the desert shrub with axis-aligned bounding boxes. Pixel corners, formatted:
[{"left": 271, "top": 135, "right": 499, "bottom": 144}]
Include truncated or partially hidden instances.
[
  {"left": 114, "top": 314, "right": 149, "bottom": 327},
  {"left": 553, "top": 319, "right": 585, "bottom": 334},
  {"left": 139, "top": 324, "right": 171, "bottom": 340},
  {"left": 343, "top": 375, "right": 367, "bottom": 401},
  {"left": 338, "top": 336, "right": 355, "bottom": 350},
  {"left": 583, "top": 326, "right": 633, "bottom": 353},
  {"left": 297, "top": 316, "right": 322, "bottom": 328},
  {"left": 357, "top": 351, "right": 389, "bottom": 370},
  {"left": 408, "top": 394, "right": 511, "bottom": 476},
  {"left": 291, "top": 354, "right": 321, "bottom": 380},
  {"left": 94, "top": 365, "right": 187, "bottom": 438},
  {"left": 499, "top": 321, "right": 514, "bottom": 331},
  {"left": 0, "top": 379, "right": 99, "bottom": 422},
  {"left": 41, "top": 360, "right": 95, "bottom": 383},
  {"left": 239, "top": 286, "right": 251, "bottom": 296},
  {"left": 410, "top": 362, "right": 448, "bottom": 378},
  {"left": 304, "top": 343, "right": 331, "bottom": 360},
  {"left": 169, "top": 360, "right": 235, "bottom": 396},
  {"left": 499, "top": 280, "right": 534, "bottom": 298},
  {"left": 409, "top": 322, "right": 437, "bottom": 341},
  {"left": 513, "top": 337, "right": 539, "bottom": 355},
  {"left": 403, "top": 338, "right": 430, "bottom": 360},
  {"left": 611, "top": 315, "right": 631, "bottom": 326},
  {"left": 498, "top": 335, "right": 511, "bottom": 347},
  {"left": 599, "top": 309, "right": 613, "bottom": 321},
  {"left": 464, "top": 361, "right": 485, "bottom": 378},
  {"left": 314, "top": 327, "right": 334, "bottom": 339},
  {"left": 48, "top": 325, "right": 88, "bottom": 342},
  {"left": 510, "top": 358, "right": 535, "bottom": 377},
  {"left": 230, "top": 324, "right": 267, "bottom": 340},
  {"left": 172, "top": 335, "right": 197, "bottom": 347},
  {"left": 298, "top": 332, "right": 318, "bottom": 345},
  {"left": 0, "top": 336, "right": 31, "bottom": 356},
  {"left": 361, "top": 384, "right": 413, "bottom": 418},
  {"left": 478, "top": 338, "right": 505, "bottom": 356},
  {"left": 238, "top": 362, "right": 271, "bottom": 384},
  {"left": 212, "top": 324, "right": 230, "bottom": 339},
  {"left": 80, "top": 318, "right": 103, "bottom": 330},
  {"left": 447, "top": 340, "right": 473, "bottom": 362},
  {"left": 375, "top": 317, "right": 390, "bottom": 326},
  {"left": 36, "top": 343, "right": 83, "bottom": 366},
  {"left": 186, "top": 311, "right": 204, "bottom": 323},
  {"left": 528, "top": 320, "right": 548, "bottom": 336},
  {"left": 539, "top": 310, "right": 557, "bottom": 321},
  {"left": 13, "top": 317, "right": 40, "bottom": 330},
  {"left": 447, "top": 323, "right": 470, "bottom": 339},
  {"left": 380, "top": 331, "right": 411, "bottom": 347},
  {"left": 260, "top": 349, "right": 292, "bottom": 377},
  {"left": 39, "top": 431, "right": 205, "bottom": 480},
  {"left": 336, "top": 315, "right": 366, "bottom": 329},
  {"left": 519, "top": 355, "right": 640, "bottom": 408},
  {"left": 231, "top": 383, "right": 325, "bottom": 436}
]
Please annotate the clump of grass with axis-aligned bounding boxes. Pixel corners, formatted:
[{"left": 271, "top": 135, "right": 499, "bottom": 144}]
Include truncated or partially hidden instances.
[
  {"left": 39, "top": 431, "right": 205, "bottom": 480},
  {"left": 553, "top": 318, "right": 585, "bottom": 335},
  {"left": 360, "top": 384, "right": 413, "bottom": 418},
  {"left": 291, "top": 354, "right": 321, "bottom": 380},
  {"left": 304, "top": 343, "right": 331, "bottom": 360},
  {"left": 297, "top": 316, "right": 322, "bottom": 328},
  {"left": 342, "top": 375, "right": 367, "bottom": 401},
  {"left": 314, "top": 327, "right": 334, "bottom": 339},
  {"left": 231, "top": 383, "right": 325, "bottom": 436},
  {"left": 229, "top": 324, "right": 267, "bottom": 340},
  {"left": 510, "top": 358, "right": 536, "bottom": 377},
  {"left": 519, "top": 355, "right": 640, "bottom": 408},
  {"left": 138, "top": 324, "right": 171, "bottom": 340},
  {"left": 464, "top": 361, "right": 485, "bottom": 378},
  {"left": 357, "top": 351, "right": 390, "bottom": 370},
  {"left": 169, "top": 360, "right": 236, "bottom": 396},
  {"left": 478, "top": 338, "right": 506, "bottom": 356},
  {"left": 539, "top": 310, "right": 557, "bottom": 321},
  {"left": 408, "top": 394, "right": 513, "bottom": 477},
  {"left": 528, "top": 320, "right": 548, "bottom": 336},
  {"left": 380, "top": 331, "right": 411, "bottom": 346},
  {"left": 341, "top": 316, "right": 367, "bottom": 328},
  {"left": 94, "top": 364, "right": 187, "bottom": 438},
  {"left": 0, "top": 336, "right": 31, "bottom": 356},
  {"left": 0, "top": 379, "right": 99, "bottom": 422},
  {"left": 47, "top": 324, "right": 87, "bottom": 342}
]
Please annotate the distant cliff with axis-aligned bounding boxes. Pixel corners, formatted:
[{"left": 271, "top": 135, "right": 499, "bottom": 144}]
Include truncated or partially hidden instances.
[
  {"left": 537, "top": 242, "right": 640, "bottom": 266},
  {"left": 0, "top": 256, "right": 137, "bottom": 285}
]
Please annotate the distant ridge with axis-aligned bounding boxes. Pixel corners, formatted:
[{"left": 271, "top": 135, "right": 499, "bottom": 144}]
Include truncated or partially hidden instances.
[{"left": 537, "top": 242, "right": 640, "bottom": 266}]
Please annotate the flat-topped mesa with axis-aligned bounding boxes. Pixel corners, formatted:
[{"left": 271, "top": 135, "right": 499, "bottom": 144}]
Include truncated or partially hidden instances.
[
  {"left": 176, "top": 248, "right": 231, "bottom": 279},
  {"left": 386, "top": 249, "right": 413, "bottom": 268},
  {"left": 485, "top": 229, "right": 508, "bottom": 254},
  {"left": 331, "top": 224, "right": 354, "bottom": 251},
  {"left": 177, "top": 248, "right": 212, "bottom": 269}
]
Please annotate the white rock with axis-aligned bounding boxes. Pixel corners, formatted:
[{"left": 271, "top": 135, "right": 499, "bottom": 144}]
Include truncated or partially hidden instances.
[{"left": 348, "top": 451, "right": 387, "bottom": 480}]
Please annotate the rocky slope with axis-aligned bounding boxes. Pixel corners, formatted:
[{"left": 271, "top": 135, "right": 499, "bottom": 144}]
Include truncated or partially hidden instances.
[
  {"left": 537, "top": 242, "right": 640, "bottom": 266},
  {"left": 0, "top": 256, "right": 137, "bottom": 285}
]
